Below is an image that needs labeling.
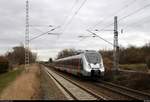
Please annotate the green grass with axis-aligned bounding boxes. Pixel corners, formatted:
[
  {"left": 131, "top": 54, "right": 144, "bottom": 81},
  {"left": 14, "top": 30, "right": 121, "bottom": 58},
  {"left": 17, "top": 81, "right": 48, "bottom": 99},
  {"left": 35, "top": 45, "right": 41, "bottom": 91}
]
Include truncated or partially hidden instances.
[
  {"left": 119, "top": 64, "right": 148, "bottom": 72},
  {"left": 0, "top": 68, "right": 24, "bottom": 93}
]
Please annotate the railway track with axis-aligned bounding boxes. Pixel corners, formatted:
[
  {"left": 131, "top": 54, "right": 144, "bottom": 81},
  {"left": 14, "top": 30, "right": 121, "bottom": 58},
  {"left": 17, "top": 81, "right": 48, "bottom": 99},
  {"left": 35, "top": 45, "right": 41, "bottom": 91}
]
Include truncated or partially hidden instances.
[
  {"left": 95, "top": 80, "right": 150, "bottom": 100},
  {"left": 43, "top": 66, "right": 106, "bottom": 100},
  {"left": 43, "top": 64, "right": 150, "bottom": 100}
]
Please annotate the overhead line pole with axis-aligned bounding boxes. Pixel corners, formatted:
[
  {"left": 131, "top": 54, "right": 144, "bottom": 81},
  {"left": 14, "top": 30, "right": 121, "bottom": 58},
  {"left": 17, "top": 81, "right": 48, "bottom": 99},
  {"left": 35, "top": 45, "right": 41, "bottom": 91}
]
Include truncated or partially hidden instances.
[
  {"left": 25, "top": 0, "right": 30, "bottom": 72},
  {"left": 87, "top": 16, "right": 119, "bottom": 73},
  {"left": 113, "top": 16, "right": 119, "bottom": 71}
]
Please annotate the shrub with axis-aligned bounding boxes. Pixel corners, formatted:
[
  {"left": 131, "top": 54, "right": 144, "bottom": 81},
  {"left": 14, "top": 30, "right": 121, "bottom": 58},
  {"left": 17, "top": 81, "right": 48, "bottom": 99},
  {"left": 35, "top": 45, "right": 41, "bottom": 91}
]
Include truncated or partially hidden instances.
[
  {"left": 103, "top": 57, "right": 113, "bottom": 71},
  {"left": 0, "top": 57, "right": 9, "bottom": 73},
  {"left": 146, "top": 56, "right": 150, "bottom": 69}
]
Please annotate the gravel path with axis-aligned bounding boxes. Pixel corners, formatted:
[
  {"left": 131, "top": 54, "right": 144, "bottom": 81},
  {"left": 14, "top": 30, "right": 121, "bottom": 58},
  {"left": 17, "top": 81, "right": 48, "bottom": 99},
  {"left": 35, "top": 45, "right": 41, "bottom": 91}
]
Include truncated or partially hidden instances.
[{"left": 40, "top": 66, "right": 67, "bottom": 100}]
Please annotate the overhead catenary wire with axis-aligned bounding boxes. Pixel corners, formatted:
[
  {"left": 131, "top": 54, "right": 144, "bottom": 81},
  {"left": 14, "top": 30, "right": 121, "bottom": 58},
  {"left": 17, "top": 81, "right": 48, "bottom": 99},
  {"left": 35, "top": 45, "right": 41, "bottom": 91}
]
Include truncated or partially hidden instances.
[
  {"left": 29, "top": 25, "right": 53, "bottom": 27},
  {"left": 65, "top": 0, "right": 87, "bottom": 27},
  {"left": 61, "top": 0, "right": 87, "bottom": 35},
  {"left": 30, "top": 0, "right": 79, "bottom": 42},
  {"left": 37, "top": 0, "right": 79, "bottom": 50},
  {"left": 87, "top": 30, "right": 114, "bottom": 46},
  {"left": 30, "top": 26, "right": 61, "bottom": 41},
  {"left": 85, "top": 2, "right": 150, "bottom": 51},
  {"left": 59, "top": 0, "right": 150, "bottom": 50},
  {"left": 46, "top": 0, "right": 79, "bottom": 48},
  {"left": 30, "top": 25, "right": 53, "bottom": 34},
  {"left": 61, "top": 0, "right": 79, "bottom": 27},
  {"left": 91, "top": 0, "right": 138, "bottom": 30},
  {"left": 92, "top": 2, "right": 150, "bottom": 33},
  {"left": 119, "top": 3, "right": 150, "bottom": 21},
  {"left": 121, "top": 16, "right": 150, "bottom": 30}
]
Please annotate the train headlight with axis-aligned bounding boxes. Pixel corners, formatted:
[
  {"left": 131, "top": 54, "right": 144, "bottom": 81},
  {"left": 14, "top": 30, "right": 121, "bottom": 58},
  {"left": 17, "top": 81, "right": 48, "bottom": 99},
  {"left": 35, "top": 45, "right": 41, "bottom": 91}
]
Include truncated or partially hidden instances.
[{"left": 90, "top": 63, "right": 100, "bottom": 69}]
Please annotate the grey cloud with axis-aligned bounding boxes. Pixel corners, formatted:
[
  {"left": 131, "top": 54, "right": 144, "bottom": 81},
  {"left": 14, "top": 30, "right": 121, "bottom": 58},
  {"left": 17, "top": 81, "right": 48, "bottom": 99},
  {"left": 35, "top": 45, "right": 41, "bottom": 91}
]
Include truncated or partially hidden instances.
[{"left": 0, "top": 0, "right": 150, "bottom": 61}]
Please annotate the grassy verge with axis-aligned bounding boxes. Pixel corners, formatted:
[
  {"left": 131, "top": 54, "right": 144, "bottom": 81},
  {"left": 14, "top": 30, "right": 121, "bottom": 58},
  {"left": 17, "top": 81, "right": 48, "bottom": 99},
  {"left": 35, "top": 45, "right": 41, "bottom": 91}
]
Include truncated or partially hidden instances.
[
  {"left": 0, "top": 68, "right": 24, "bottom": 93},
  {"left": 105, "top": 70, "right": 150, "bottom": 93},
  {"left": 119, "top": 64, "right": 148, "bottom": 72}
]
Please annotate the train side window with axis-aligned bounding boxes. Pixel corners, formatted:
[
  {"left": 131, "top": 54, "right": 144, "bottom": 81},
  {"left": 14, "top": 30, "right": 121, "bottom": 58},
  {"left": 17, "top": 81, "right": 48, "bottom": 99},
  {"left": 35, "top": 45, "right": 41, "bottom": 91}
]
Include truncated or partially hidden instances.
[
  {"left": 75, "top": 59, "right": 78, "bottom": 68},
  {"left": 72, "top": 59, "right": 77, "bottom": 68},
  {"left": 66, "top": 59, "right": 71, "bottom": 68},
  {"left": 63, "top": 60, "right": 65, "bottom": 67},
  {"left": 80, "top": 59, "right": 83, "bottom": 70}
]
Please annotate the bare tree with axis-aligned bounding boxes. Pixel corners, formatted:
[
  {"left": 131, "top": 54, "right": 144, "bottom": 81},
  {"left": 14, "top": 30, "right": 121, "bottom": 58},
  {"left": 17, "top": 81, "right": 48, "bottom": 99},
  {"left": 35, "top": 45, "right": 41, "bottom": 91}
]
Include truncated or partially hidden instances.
[
  {"left": 5, "top": 45, "right": 37, "bottom": 65},
  {"left": 56, "top": 48, "right": 77, "bottom": 59},
  {"left": 0, "top": 56, "right": 9, "bottom": 73}
]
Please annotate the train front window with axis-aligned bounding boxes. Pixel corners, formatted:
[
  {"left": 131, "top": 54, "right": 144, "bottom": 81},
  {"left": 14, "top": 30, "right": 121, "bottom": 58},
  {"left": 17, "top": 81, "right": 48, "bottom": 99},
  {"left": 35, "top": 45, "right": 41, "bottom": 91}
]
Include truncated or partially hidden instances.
[{"left": 85, "top": 53, "right": 100, "bottom": 64}]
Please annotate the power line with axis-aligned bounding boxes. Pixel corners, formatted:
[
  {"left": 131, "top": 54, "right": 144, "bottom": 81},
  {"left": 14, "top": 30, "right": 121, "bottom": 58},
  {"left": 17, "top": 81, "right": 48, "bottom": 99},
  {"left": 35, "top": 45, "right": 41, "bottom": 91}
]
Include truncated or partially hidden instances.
[
  {"left": 61, "top": 0, "right": 79, "bottom": 27},
  {"left": 91, "top": 0, "right": 138, "bottom": 29},
  {"left": 114, "top": 0, "right": 137, "bottom": 16},
  {"left": 93, "top": 22, "right": 114, "bottom": 32},
  {"left": 31, "top": 27, "right": 44, "bottom": 33},
  {"left": 87, "top": 30, "right": 114, "bottom": 46},
  {"left": 30, "top": 26, "right": 60, "bottom": 41},
  {"left": 30, "top": 25, "right": 54, "bottom": 34},
  {"left": 30, "top": 25, "right": 53, "bottom": 27},
  {"left": 92, "top": 2, "right": 150, "bottom": 33},
  {"left": 61, "top": 0, "right": 87, "bottom": 35},
  {"left": 119, "top": 3, "right": 150, "bottom": 21},
  {"left": 121, "top": 16, "right": 150, "bottom": 30},
  {"left": 66, "top": 0, "right": 87, "bottom": 26}
]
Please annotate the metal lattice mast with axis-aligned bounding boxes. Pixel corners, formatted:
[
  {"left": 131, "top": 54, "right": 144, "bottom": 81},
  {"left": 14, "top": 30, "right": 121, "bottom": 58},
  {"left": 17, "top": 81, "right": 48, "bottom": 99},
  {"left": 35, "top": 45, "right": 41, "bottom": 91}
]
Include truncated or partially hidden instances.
[
  {"left": 25, "top": 0, "right": 30, "bottom": 71},
  {"left": 113, "top": 16, "right": 119, "bottom": 71}
]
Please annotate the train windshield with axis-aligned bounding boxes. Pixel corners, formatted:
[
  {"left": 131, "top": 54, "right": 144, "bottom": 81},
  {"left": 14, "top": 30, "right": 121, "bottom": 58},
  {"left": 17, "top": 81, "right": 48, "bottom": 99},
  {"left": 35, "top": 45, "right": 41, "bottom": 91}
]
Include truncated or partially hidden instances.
[{"left": 85, "top": 52, "right": 101, "bottom": 64}]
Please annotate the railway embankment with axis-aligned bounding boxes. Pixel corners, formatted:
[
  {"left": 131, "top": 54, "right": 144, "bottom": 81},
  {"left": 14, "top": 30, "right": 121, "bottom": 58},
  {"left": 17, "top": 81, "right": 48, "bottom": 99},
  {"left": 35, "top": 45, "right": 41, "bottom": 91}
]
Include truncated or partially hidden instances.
[
  {"left": 1, "top": 63, "right": 150, "bottom": 100},
  {"left": 0, "top": 66, "right": 23, "bottom": 95},
  {"left": 42, "top": 65, "right": 106, "bottom": 100},
  {"left": 44, "top": 64, "right": 150, "bottom": 100},
  {"left": 104, "top": 70, "right": 150, "bottom": 94},
  {"left": 0, "top": 64, "right": 71, "bottom": 100},
  {"left": 0, "top": 64, "right": 41, "bottom": 100},
  {"left": 40, "top": 65, "right": 67, "bottom": 100}
]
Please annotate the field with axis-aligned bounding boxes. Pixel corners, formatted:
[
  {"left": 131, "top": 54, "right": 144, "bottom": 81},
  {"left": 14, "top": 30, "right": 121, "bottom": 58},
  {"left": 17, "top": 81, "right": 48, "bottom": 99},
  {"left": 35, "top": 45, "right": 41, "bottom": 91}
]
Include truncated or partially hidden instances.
[
  {"left": 105, "top": 63, "right": 150, "bottom": 93},
  {"left": 0, "top": 67, "right": 23, "bottom": 93},
  {"left": 119, "top": 64, "right": 148, "bottom": 72}
]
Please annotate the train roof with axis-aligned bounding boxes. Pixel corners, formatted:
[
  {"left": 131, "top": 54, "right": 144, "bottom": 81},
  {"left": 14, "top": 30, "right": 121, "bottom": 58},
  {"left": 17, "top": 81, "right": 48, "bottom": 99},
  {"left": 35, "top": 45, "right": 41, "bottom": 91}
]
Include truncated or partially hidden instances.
[
  {"left": 54, "top": 54, "right": 82, "bottom": 62},
  {"left": 54, "top": 50, "right": 99, "bottom": 62}
]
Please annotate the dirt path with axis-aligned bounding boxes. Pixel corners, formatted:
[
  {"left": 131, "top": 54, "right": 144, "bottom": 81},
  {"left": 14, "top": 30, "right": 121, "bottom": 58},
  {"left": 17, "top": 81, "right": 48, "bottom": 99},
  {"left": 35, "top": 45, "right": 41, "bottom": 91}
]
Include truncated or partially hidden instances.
[
  {"left": 0, "top": 64, "right": 41, "bottom": 100},
  {"left": 40, "top": 66, "right": 67, "bottom": 100}
]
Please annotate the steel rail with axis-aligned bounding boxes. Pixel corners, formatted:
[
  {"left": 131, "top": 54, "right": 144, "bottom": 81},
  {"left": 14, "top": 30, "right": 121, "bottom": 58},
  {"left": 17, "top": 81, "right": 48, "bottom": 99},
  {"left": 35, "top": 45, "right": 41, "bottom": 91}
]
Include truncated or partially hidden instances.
[
  {"left": 43, "top": 67, "right": 77, "bottom": 100},
  {"left": 44, "top": 66, "right": 106, "bottom": 100},
  {"left": 97, "top": 80, "right": 150, "bottom": 100},
  {"left": 43, "top": 64, "right": 150, "bottom": 100}
]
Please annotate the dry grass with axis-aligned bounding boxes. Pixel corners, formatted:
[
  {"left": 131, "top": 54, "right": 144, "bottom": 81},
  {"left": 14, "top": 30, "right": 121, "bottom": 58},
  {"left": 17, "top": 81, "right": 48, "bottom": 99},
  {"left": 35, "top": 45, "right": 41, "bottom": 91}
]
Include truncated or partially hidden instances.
[
  {"left": 0, "top": 64, "right": 41, "bottom": 100},
  {"left": 107, "top": 71, "right": 150, "bottom": 93},
  {"left": 0, "top": 68, "right": 23, "bottom": 93},
  {"left": 119, "top": 64, "right": 148, "bottom": 72}
]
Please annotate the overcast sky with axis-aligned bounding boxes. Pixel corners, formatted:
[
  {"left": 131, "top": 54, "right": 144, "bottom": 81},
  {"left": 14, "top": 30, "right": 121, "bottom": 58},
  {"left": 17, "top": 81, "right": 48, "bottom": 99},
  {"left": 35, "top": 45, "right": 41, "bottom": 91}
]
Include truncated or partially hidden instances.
[{"left": 0, "top": 0, "right": 150, "bottom": 61}]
